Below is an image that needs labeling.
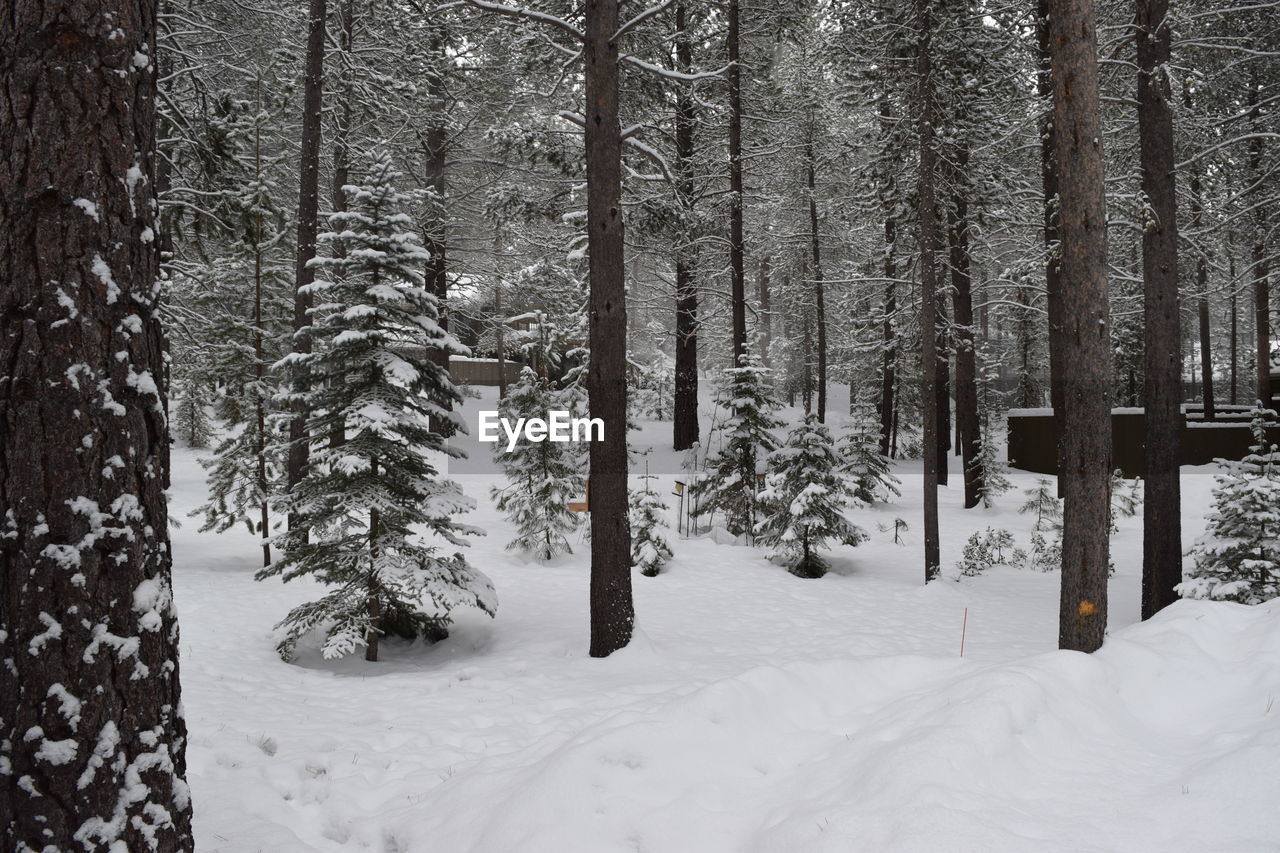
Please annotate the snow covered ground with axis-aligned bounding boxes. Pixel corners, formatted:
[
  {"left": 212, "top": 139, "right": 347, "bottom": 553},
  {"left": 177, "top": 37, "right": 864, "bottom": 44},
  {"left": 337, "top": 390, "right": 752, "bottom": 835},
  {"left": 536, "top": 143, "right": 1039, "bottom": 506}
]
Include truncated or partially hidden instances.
[{"left": 174, "top": 389, "right": 1280, "bottom": 852}]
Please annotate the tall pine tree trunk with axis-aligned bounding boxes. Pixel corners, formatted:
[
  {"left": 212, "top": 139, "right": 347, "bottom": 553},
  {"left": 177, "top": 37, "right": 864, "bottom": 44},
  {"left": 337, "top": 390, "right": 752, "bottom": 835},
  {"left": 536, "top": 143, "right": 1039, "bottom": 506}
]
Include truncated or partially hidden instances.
[
  {"left": 327, "top": 0, "right": 354, "bottom": 451},
  {"left": 727, "top": 0, "right": 747, "bottom": 365},
  {"left": 759, "top": 255, "right": 772, "bottom": 367},
  {"left": 916, "top": 0, "right": 941, "bottom": 581},
  {"left": 1137, "top": 0, "right": 1181, "bottom": 620},
  {"left": 584, "top": 0, "right": 634, "bottom": 657},
  {"left": 1038, "top": 0, "right": 1067, "bottom": 498},
  {"left": 1, "top": 0, "right": 195, "bottom": 846},
  {"left": 1185, "top": 79, "right": 1214, "bottom": 421},
  {"left": 948, "top": 150, "right": 982, "bottom": 509},
  {"left": 673, "top": 0, "right": 700, "bottom": 451},
  {"left": 288, "top": 0, "right": 327, "bottom": 523},
  {"left": 424, "top": 25, "right": 454, "bottom": 436},
  {"left": 253, "top": 98, "right": 272, "bottom": 567},
  {"left": 1249, "top": 67, "right": 1271, "bottom": 406},
  {"left": 806, "top": 137, "right": 827, "bottom": 422},
  {"left": 1049, "top": 0, "right": 1111, "bottom": 652}
]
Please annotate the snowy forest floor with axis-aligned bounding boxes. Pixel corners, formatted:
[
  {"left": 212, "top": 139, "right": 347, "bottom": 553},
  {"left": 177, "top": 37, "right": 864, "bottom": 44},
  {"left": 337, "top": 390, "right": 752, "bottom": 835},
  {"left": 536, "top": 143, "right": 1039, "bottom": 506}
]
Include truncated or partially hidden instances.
[{"left": 175, "top": 387, "right": 1280, "bottom": 852}]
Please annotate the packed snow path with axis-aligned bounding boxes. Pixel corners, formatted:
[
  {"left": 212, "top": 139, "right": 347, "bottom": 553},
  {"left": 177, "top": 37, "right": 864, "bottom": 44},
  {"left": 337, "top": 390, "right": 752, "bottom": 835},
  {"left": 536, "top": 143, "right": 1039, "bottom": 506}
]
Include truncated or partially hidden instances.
[{"left": 171, "top": 415, "right": 1280, "bottom": 851}]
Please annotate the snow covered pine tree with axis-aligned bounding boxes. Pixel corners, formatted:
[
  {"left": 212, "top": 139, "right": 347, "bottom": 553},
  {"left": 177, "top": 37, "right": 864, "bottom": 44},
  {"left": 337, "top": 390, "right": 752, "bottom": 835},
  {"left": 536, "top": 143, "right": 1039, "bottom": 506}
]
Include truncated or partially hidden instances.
[
  {"left": 261, "top": 152, "right": 495, "bottom": 661},
  {"left": 630, "top": 473, "right": 673, "bottom": 576},
  {"left": 1180, "top": 408, "right": 1280, "bottom": 604},
  {"left": 692, "top": 353, "right": 784, "bottom": 537},
  {"left": 838, "top": 403, "right": 902, "bottom": 505},
  {"left": 756, "top": 416, "right": 867, "bottom": 578},
  {"left": 492, "top": 366, "right": 586, "bottom": 560}
]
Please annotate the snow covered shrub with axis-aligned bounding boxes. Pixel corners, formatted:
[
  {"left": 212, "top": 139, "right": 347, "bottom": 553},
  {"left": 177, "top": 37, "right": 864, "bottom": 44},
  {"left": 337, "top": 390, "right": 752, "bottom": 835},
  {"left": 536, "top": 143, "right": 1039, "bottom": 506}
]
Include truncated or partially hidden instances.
[
  {"left": 756, "top": 416, "right": 867, "bottom": 578},
  {"left": 630, "top": 474, "right": 673, "bottom": 576},
  {"left": 490, "top": 366, "right": 585, "bottom": 561},
  {"left": 173, "top": 377, "right": 214, "bottom": 448},
  {"left": 955, "top": 527, "right": 1021, "bottom": 577},
  {"left": 1180, "top": 409, "right": 1280, "bottom": 605},
  {"left": 261, "top": 152, "right": 494, "bottom": 661},
  {"left": 691, "top": 354, "right": 784, "bottom": 538},
  {"left": 1025, "top": 532, "right": 1061, "bottom": 573},
  {"left": 837, "top": 403, "right": 901, "bottom": 505}
]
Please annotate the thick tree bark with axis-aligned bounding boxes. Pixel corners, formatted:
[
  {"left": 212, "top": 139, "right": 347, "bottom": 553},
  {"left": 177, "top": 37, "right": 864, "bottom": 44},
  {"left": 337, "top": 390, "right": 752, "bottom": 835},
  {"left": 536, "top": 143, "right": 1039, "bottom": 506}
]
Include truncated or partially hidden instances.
[
  {"left": 584, "top": 0, "right": 634, "bottom": 657},
  {"left": 806, "top": 140, "right": 827, "bottom": 422},
  {"left": 727, "top": 0, "right": 747, "bottom": 365},
  {"left": 673, "top": 0, "right": 700, "bottom": 451},
  {"left": 1137, "top": 0, "right": 1181, "bottom": 620},
  {"left": 287, "top": 0, "right": 327, "bottom": 518},
  {"left": 948, "top": 151, "right": 982, "bottom": 509},
  {"left": 1, "top": 0, "right": 195, "bottom": 847},
  {"left": 916, "top": 0, "right": 941, "bottom": 581},
  {"left": 1049, "top": 0, "right": 1111, "bottom": 653}
]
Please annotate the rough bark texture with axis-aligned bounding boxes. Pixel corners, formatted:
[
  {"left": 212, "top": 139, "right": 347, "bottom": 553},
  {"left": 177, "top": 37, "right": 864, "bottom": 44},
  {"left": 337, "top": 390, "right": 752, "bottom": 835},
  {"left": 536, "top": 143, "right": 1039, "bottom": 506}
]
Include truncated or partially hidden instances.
[
  {"left": 287, "top": 0, "right": 327, "bottom": 508},
  {"left": 672, "top": 0, "right": 699, "bottom": 451},
  {"left": 727, "top": 0, "right": 747, "bottom": 365},
  {"left": 948, "top": 152, "right": 982, "bottom": 509},
  {"left": 1137, "top": 0, "right": 1182, "bottom": 620},
  {"left": 916, "top": 0, "right": 941, "bottom": 581},
  {"left": 1, "top": 1, "right": 195, "bottom": 848},
  {"left": 1049, "top": 0, "right": 1111, "bottom": 653},
  {"left": 584, "top": 0, "right": 634, "bottom": 657}
]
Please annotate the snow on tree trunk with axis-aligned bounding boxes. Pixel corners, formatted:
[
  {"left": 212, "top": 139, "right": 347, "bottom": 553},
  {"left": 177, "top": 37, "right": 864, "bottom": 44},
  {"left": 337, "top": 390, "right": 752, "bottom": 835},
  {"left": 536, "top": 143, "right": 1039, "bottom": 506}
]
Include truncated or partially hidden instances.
[{"left": 1, "top": 0, "right": 195, "bottom": 847}]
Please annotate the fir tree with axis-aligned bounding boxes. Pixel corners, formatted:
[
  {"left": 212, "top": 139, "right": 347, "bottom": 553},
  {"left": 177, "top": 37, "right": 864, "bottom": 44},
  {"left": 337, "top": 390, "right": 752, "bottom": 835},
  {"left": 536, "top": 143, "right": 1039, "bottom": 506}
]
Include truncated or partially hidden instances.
[
  {"left": 262, "top": 152, "right": 494, "bottom": 661},
  {"left": 630, "top": 473, "right": 673, "bottom": 576},
  {"left": 838, "top": 403, "right": 902, "bottom": 505},
  {"left": 491, "top": 366, "right": 586, "bottom": 560},
  {"left": 692, "top": 354, "right": 785, "bottom": 537},
  {"left": 173, "top": 374, "right": 214, "bottom": 448},
  {"left": 192, "top": 124, "right": 292, "bottom": 566},
  {"left": 1019, "top": 478, "right": 1063, "bottom": 532},
  {"left": 756, "top": 416, "right": 867, "bottom": 578},
  {"left": 1180, "top": 409, "right": 1280, "bottom": 605}
]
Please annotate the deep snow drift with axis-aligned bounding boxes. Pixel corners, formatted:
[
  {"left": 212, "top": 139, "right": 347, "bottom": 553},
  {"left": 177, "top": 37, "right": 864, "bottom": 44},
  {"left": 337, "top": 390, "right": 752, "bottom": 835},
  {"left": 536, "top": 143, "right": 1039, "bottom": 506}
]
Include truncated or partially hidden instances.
[{"left": 173, "top": 389, "right": 1280, "bottom": 852}]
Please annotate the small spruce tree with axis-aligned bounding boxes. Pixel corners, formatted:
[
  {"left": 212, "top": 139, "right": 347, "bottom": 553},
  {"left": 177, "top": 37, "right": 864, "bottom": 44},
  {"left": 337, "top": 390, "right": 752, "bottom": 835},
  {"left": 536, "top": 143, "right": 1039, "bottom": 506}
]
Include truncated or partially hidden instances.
[
  {"left": 837, "top": 403, "right": 902, "bottom": 505},
  {"left": 262, "top": 152, "right": 494, "bottom": 661},
  {"left": 630, "top": 473, "right": 673, "bottom": 576},
  {"left": 491, "top": 366, "right": 586, "bottom": 560},
  {"left": 691, "top": 354, "right": 785, "bottom": 537},
  {"left": 756, "top": 416, "right": 867, "bottom": 578},
  {"left": 1180, "top": 408, "right": 1280, "bottom": 604}
]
